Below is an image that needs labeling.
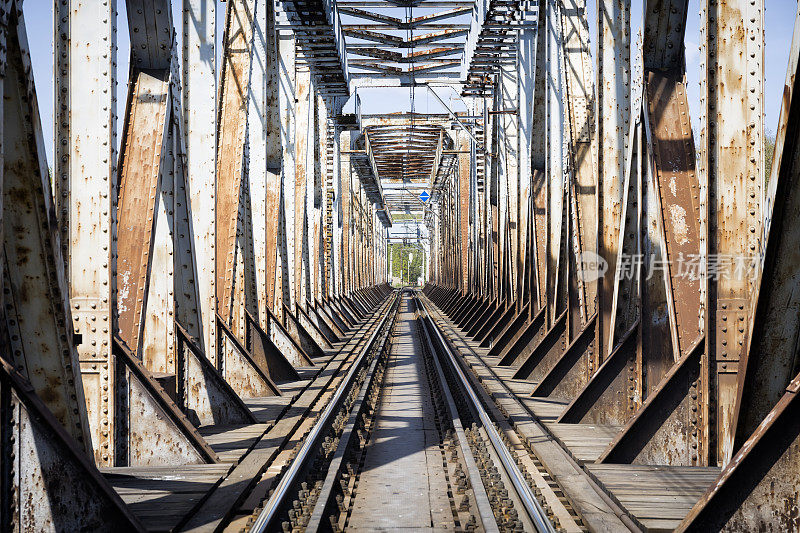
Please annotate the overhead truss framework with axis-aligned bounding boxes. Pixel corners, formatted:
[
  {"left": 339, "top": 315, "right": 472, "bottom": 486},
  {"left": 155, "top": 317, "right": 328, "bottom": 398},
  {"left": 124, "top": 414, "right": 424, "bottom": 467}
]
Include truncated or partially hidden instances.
[{"left": 340, "top": 0, "right": 473, "bottom": 83}]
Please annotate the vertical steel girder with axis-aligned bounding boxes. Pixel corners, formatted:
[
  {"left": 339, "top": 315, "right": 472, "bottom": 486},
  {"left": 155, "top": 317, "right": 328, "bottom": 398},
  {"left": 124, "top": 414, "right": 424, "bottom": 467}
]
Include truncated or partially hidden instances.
[
  {"left": 277, "top": 28, "right": 296, "bottom": 314},
  {"left": 183, "top": 0, "right": 218, "bottom": 362},
  {"left": 54, "top": 0, "right": 116, "bottom": 464},
  {"left": 679, "top": 7, "right": 799, "bottom": 529},
  {"left": 701, "top": 0, "right": 764, "bottom": 466},
  {"left": 216, "top": 0, "right": 255, "bottom": 325},
  {"left": 596, "top": 0, "right": 631, "bottom": 362}
]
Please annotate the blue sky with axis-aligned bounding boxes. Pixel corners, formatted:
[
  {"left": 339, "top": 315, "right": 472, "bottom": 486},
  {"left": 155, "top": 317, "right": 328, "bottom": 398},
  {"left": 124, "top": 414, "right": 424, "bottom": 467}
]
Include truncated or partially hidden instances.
[{"left": 23, "top": 0, "right": 798, "bottom": 165}]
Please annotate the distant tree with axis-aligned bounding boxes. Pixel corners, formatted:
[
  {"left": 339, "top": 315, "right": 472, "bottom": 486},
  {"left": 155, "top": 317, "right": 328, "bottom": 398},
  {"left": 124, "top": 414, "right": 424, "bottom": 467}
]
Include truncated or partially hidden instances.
[
  {"left": 764, "top": 129, "right": 776, "bottom": 186},
  {"left": 389, "top": 243, "right": 423, "bottom": 286}
]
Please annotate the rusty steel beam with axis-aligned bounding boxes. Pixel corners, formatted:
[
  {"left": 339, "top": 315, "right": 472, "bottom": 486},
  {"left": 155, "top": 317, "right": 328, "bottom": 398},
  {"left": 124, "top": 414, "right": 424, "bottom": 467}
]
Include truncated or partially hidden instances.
[
  {"left": 732, "top": 3, "right": 800, "bottom": 460},
  {"left": 701, "top": 0, "right": 764, "bottom": 466},
  {"left": 116, "top": 68, "right": 171, "bottom": 358},
  {"left": 596, "top": 0, "right": 630, "bottom": 363},
  {"left": 54, "top": 0, "right": 116, "bottom": 464},
  {"left": 5, "top": 1, "right": 93, "bottom": 457},
  {"left": 215, "top": 0, "right": 256, "bottom": 324},
  {"left": 183, "top": 0, "right": 218, "bottom": 366},
  {"left": 248, "top": 0, "right": 271, "bottom": 336}
]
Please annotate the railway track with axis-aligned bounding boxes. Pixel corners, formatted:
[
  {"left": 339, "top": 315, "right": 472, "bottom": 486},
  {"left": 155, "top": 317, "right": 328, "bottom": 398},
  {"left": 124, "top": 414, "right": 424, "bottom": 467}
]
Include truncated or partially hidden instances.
[{"left": 243, "top": 291, "right": 577, "bottom": 532}]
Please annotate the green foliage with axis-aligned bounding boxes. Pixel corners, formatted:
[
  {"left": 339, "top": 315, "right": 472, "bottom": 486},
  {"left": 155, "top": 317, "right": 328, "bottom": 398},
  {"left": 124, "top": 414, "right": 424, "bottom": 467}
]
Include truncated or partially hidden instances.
[
  {"left": 765, "top": 129, "right": 776, "bottom": 186},
  {"left": 389, "top": 243, "right": 424, "bottom": 286}
]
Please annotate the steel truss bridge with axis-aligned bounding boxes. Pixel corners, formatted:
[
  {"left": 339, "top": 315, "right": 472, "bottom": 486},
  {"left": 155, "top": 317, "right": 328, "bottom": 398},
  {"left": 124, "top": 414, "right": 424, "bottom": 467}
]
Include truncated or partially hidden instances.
[{"left": 2, "top": 0, "right": 799, "bottom": 530}]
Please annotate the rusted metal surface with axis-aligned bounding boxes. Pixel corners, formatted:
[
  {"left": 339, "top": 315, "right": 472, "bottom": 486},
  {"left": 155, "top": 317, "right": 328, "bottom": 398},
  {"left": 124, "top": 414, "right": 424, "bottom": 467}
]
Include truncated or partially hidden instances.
[
  {"left": 701, "top": 0, "right": 764, "bottom": 466},
  {"left": 294, "top": 67, "right": 311, "bottom": 307},
  {"left": 512, "top": 309, "right": 568, "bottom": 382},
  {"left": 3, "top": 8, "right": 93, "bottom": 455},
  {"left": 7, "top": 0, "right": 800, "bottom": 526},
  {"left": 680, "top": 371, "right": 800, "bottom": 531},
  {"left": 1, "top": 358, "right": 142, "bottom": 531},
  {"left": 217, "top": 313, "right": 281, "bottom": 398},
  {"left": 265, "top": 308, "right": 313, "bottom": 368},
  {"left": 176, "top": 323, "right": 256, "bottom": 426},
  {"left": 558, "top": 320, "right": 642, "bottom": 425},
  {"left": 142, "top": 115, "right": 176, "bottom": 376},
  {"left": 597, "top": 0, "right": 631, "bottom": 362},
  {"left": 215, "top": 0, "right": 255, "bottom": 323},
  {"left": 531, "top": 314, "right": 599, "bottom": 401},
  {"left": 561, "top": 0, "right": 597, "bottom": 327},
  {"left": 644, "top": 68, "right": 703, "bottom": 361},
  {"left": 116, "top": 67, "right": 171, "bottom": 356},
  {"left": 54, "top": 0, "right": 118, "bottom": 466},
  {"left": 117, "top": 0, "right": 175, "bottom": 358},
  {"left": 183, "top": 0, "right": 218, "bottom": 364},
  {"left": 113, "top": 337, "right": 219, "bottom": 465},
  {"left": 248, "top": 0, "right": 271, "bottom": 338},
  {"left": 600, "top": 337, "right": 705, "bottom": 466},
  {"left": 282, "top": 306, "right": 325, "bottom": 357},
  {"left": 732, "top": 4, "right": 800, "bottom": 458}
]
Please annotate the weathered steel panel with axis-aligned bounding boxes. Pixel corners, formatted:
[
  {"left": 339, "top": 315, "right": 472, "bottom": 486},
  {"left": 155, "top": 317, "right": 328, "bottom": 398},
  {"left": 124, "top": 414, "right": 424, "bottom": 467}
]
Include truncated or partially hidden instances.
[
  {"left": 215, "top": 0, "right": 255, "bottom": 323},
  {"left": 141, "top": 118, "right": 175, "bottom": 375},
  {"left": 3, "top": 12, "right": 92, "bottom": 454},
  {"left": 3, "top": 359, "right": 141, "bottom": 531},
  {"left": 116, "top": 68, "right": 171, "bottom": 356},
  {"left": 177, "top": 325, "right": 255, "bottom": 426},
  {"left": 645, "top": 69, "right": 703, "bottom": 359},
  {"left": 249, "top": 0, "right": 270, "bottom": 332},
  {"left": 546, "top": 0, "right": 567, "bottom": 323},
  {"left": 701, "top": 0, "right": 764, "bottom": 465},
  {"left": 518, "top": 14, "right": 539, "bottom": 308},
  {"left": 340, "top": 131, "right": 352, "bottom": 293},
  {"left": 642, "top": 0, "right": 689, "bottom": 71},
  {"left": 266, "top": 311, "right": 311, "bottom": 368},
  {"left": 172, "top": 107, "right": 206, "bottom": 348},
  {"left": 113, "top": 338, "right": 218, "bottom": 465},
  {"left": 561, "top": 0, "right": 598, "bottom": 327},
  {"left": 458, "top": 132, "right": 471, "bottom": 293},
  {"left": 733, "top": 6, "right": 800, "bottom": 454},
  {"left": 244, "top": 311, "right": 300, "bottom": 382},
  {"left": 294, "top": 66, "right": 311, "bottom": 305},
  {"left": 277, "top": 31, "right": 296, "bottom": 311},
  {"left": 55, "top": 0, "right": 117, "bottom": 465},
  {"left": 221, "top": 335, "right": 279, "bottom": 399},
  {"left": 182, "top": 0, "right": 218, "bottom": 362},
  {"left": 597, "top": 0, "right": 631, "bottom": 361}
]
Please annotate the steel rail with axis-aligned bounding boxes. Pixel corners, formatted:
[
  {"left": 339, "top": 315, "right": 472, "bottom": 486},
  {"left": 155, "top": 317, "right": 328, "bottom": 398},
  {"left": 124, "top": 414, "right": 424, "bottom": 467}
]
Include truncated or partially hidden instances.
[
  {"left": 416, "top": 293, "right": 557, "bottom": 533},
  {"left": 249, "top": 292, "right": 400, "bottom": 532},
  {"left": 412, "top": 295, "right": 500, "bottom": 532}
]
